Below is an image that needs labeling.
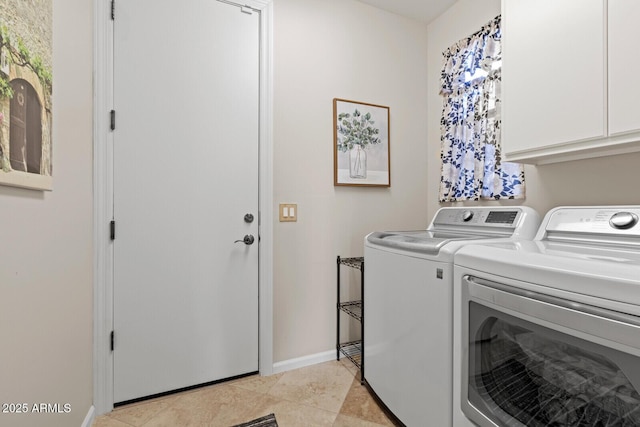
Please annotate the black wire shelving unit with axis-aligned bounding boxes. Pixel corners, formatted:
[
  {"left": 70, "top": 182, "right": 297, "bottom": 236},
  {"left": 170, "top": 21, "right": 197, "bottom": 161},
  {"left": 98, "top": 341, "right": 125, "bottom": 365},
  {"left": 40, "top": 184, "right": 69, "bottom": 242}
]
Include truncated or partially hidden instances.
[{"left": 336, "top": 256, "right": 365, "bottom": 384}]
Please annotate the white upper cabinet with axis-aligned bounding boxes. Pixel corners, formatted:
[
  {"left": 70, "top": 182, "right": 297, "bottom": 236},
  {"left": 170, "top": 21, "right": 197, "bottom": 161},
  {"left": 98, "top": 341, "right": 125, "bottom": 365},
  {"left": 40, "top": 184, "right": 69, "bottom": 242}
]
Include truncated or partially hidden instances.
[
  {"left": 502, "top": 0, "right": 640, "bottom": 164},
  {"left": 608, "top": 0, "right": 640, "bottom": 136}
]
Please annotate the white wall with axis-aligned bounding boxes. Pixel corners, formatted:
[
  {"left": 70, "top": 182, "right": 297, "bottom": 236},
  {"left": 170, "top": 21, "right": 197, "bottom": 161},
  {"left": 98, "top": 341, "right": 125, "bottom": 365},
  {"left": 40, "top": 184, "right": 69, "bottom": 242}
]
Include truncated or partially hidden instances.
[
  {"left": 273, "top": 0, "right": 429, "bottom": 362},
  {"left": 427, "top": 0, "right": 640, "bottom": 220},
  {"left": 0, "top": 1, "right": 93, "bottom": 426}
]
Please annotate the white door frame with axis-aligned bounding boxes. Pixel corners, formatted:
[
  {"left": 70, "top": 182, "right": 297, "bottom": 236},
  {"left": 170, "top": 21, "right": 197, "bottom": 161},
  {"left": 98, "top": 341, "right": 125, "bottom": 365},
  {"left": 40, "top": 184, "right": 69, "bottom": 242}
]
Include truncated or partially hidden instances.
[{"left": 92, "top": 0, "right": 274, "bottom": 415}]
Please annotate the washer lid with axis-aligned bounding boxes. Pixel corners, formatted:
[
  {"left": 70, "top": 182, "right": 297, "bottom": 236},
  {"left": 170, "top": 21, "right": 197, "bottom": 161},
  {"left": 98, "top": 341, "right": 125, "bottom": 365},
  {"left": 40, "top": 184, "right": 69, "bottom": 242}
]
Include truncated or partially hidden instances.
[{"left": 366, "top": 230, "right": 486, "bottom": 254}]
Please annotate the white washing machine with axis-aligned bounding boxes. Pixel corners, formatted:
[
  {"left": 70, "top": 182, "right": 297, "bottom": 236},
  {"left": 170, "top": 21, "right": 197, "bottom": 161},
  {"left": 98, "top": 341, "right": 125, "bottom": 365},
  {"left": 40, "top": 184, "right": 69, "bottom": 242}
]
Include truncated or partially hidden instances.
[
  {"left": 364, "top": 206, "right": 540, "bottom": 426},
  {"left": 453, "top": 206, "right": 640, "bottom": 427}
]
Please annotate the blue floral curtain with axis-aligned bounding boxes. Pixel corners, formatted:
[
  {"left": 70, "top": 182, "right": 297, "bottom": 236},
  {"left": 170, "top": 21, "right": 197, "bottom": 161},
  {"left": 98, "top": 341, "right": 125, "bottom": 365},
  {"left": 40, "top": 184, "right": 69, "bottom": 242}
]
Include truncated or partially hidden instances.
[{"left": 439, "top": 16, "right": 525, "bottom": 202}]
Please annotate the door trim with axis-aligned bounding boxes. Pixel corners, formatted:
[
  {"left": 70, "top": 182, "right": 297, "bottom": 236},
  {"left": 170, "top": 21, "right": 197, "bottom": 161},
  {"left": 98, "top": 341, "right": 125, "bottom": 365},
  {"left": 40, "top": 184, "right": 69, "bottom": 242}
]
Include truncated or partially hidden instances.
[{"left": 92, "top": 0, "right": 274, "bottom": 415}]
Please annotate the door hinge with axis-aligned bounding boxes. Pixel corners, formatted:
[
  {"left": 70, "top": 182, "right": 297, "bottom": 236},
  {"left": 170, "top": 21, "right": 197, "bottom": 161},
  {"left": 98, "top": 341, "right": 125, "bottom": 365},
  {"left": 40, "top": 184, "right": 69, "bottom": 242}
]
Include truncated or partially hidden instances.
[
  {"left": 110, "top": 220, "right": 116, "bottom": 240},
  {"left": 110, "top": 110, "right": 116, "bottom": 130},
  {"left": 111, "top": 0, "right": 115, "bottom": 20},
  {"left": 110, "top": 331, "right": 115, "bottom": 351}
]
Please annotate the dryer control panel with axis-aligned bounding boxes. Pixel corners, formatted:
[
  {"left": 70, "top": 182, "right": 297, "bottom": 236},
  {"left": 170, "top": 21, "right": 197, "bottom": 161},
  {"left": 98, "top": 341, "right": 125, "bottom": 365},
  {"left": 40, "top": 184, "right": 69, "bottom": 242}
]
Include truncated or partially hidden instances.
[{"left": 540, "top": 206, "right": 640, "bottom": 242}]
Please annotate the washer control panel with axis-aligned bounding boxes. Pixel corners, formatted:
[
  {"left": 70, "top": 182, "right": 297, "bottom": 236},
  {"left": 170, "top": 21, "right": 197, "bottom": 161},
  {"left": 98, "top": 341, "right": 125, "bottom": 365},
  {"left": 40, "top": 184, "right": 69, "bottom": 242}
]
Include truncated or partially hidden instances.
[
  {"left": 433, "top": 208, "right": 522, "bottom": 228},
  {"left": 428, "top": 206, "right": 540, "bottom": 239}
]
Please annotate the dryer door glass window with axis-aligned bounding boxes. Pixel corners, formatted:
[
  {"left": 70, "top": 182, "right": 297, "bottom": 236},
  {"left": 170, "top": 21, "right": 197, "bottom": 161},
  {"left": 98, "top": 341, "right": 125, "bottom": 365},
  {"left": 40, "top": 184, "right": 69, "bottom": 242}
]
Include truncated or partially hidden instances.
[{"left": 467, "top": 302, "right": 640, "bottom": 427}]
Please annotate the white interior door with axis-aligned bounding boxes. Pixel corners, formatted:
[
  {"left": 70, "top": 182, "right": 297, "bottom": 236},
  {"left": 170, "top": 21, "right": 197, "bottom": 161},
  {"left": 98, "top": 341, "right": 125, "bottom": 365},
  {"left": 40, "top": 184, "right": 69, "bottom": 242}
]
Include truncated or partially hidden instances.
[{"left": 113, "top": 0, "right": 259, "bottom": 403}]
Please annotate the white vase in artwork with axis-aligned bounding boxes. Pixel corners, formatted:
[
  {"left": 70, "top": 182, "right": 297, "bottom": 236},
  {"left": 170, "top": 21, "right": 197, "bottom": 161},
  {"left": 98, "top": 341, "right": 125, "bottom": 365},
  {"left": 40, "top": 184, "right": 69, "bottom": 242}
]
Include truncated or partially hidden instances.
[{"left": 349, "top": 145, "right": 367, "bottom": 179}]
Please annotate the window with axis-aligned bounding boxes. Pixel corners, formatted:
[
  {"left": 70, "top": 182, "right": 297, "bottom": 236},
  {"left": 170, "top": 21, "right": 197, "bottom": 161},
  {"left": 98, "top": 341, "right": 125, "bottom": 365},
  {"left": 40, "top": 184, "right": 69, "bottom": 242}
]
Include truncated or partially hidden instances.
[{"left": 439, "top": 16, "right": 524, "bottom": 202}]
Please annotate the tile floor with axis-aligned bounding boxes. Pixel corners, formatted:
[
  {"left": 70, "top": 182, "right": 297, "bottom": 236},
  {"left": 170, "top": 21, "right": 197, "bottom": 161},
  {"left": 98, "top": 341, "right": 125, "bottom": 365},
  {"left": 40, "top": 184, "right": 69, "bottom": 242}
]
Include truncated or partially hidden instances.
[{"left": 92, "top": 359, "right": 398, "bottom": 427}]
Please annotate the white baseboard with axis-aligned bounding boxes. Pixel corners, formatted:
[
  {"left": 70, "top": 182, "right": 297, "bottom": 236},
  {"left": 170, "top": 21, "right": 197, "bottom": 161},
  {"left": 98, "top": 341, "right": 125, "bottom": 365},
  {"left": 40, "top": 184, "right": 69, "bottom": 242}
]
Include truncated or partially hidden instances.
[
  {"left": 272, "top": 349, "right": 336, "bottom": 374},
  {"left": 81, "top": 405, "right": 95, "bottom": 427}
]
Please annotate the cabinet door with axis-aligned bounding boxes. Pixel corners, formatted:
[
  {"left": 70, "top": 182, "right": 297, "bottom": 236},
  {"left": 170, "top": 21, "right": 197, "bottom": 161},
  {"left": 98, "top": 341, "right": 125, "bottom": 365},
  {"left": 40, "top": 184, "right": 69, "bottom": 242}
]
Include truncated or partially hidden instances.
[
  {"left": 502, "top": 0, "right": 606, "bottom": 162},
  {"left": 608, "top": 0, "right": 640, "bottom": 136}
]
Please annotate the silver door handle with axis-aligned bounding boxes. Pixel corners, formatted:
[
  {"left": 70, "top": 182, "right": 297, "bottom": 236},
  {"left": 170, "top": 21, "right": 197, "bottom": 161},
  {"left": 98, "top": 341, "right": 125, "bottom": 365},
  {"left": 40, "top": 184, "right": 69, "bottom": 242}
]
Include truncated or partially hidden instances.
[{"left": 234, "top": 235, "right": 255, "bottom": 245}]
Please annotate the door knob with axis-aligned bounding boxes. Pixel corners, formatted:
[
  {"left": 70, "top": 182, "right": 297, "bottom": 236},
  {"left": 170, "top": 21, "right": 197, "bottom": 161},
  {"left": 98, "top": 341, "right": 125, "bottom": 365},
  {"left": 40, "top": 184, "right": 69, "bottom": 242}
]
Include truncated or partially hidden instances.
[
  {"left": 234, "top": 234, "right": 255, "bottom": 245},
  {"left": 244, "top": 213, "right": 254, "bottom": 223}
]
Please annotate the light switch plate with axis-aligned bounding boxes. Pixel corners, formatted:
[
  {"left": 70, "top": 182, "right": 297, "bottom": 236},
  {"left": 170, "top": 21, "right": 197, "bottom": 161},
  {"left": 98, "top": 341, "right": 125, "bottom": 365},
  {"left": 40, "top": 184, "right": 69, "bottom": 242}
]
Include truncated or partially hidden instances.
[{"left": 279, "top": 203, "right": 297, "bottom": 222}]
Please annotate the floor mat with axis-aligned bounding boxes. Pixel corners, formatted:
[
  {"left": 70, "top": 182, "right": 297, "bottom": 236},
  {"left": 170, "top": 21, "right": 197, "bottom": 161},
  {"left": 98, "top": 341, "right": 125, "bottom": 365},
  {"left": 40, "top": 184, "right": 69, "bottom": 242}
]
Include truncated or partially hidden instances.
[{"left": 232, "top": 413, "right": 278, "bottom": 427}]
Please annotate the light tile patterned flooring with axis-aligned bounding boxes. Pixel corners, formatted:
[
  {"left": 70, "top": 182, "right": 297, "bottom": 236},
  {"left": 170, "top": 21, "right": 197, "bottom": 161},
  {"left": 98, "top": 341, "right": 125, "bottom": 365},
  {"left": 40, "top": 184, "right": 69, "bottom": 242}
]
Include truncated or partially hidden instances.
[{"left": 93, "top": 359, "right": 398, "bottom": 427}]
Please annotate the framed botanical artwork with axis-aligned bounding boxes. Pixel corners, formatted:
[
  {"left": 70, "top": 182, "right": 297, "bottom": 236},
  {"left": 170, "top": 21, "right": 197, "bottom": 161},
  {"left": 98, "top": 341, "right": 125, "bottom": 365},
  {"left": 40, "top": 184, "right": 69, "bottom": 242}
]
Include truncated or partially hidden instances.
[
  {"left": 0, "top": 0, "right": 53, "bottom": 191},
  {"left": 333, "top": 98, "right": 390, "bottom": 187}
]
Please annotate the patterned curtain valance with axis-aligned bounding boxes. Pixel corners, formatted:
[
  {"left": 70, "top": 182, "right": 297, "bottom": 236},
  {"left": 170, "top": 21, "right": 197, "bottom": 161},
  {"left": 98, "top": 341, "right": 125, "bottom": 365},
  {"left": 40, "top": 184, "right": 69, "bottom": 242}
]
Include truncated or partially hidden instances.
[{"left": 440, "top": 15, "right": 501, "bottom": 96}]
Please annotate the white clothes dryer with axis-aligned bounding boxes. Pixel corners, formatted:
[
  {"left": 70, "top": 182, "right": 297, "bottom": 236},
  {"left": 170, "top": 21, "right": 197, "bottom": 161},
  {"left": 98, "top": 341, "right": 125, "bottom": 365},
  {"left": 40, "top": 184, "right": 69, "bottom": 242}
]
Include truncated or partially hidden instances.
[
  {"left": 453, "top": 206, "right": 640, "bottom": 427},
  {"left": 364, "top": 206, "right": 540, "bottom": 426}
]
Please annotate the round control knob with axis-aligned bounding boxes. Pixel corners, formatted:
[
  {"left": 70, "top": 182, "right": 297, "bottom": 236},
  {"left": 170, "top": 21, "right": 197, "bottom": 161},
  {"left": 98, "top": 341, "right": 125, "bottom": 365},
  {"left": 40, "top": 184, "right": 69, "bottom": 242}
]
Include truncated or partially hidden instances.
[
  {"left": 609, "top": 212, "right": 639, "bottom": 230},
  {"left": 462, "top": 210, "right": 474, "bottom": 222}
]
